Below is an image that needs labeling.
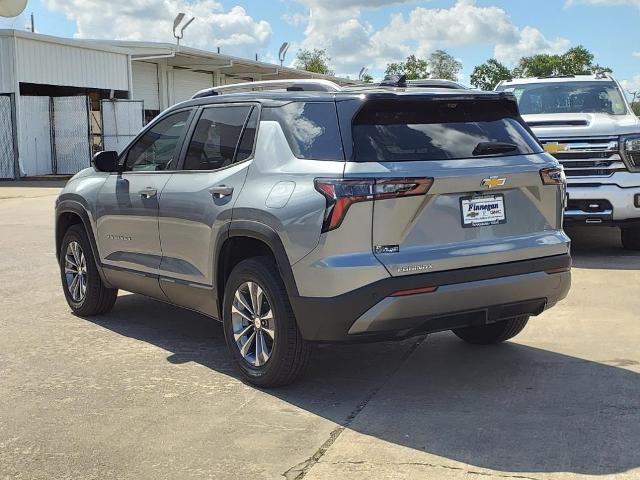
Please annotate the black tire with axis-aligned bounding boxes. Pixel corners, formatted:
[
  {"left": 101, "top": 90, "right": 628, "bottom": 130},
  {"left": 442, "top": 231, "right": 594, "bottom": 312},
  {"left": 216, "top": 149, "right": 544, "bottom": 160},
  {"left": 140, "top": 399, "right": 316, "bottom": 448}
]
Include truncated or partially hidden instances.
[
  {"left": 452, "top": 316, "right": 530, "bottom": 345},
  {"left": 222, "top": 257, "right": 312, "bottom": 388},
  {"left": 59, "top": 224, "right": 118, "bottom": 316},
  {"left": 621, "top": 227, "right": 640, "bottom": 251}
]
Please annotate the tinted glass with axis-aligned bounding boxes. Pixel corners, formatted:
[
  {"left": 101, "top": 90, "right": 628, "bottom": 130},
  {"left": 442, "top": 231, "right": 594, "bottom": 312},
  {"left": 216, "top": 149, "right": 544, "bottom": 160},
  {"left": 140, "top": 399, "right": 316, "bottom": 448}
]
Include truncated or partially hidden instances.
[
  {"left": 235, "top": 107, "right": 259, "bottom": 162},
  {"left": 263, "top": 102, "right": 343, "bottom": 160},
  {"left": 497, "top": 81, "right": 628, "bottom": 115},
  {"left": 352, "top": 99, "right": 541, "bottom": 162},
  {"left": 184, "top": 106, "right": 252, "bottom": 171},
  {"left": 125, "top": 110, "right": 190, "bottom": 171}
]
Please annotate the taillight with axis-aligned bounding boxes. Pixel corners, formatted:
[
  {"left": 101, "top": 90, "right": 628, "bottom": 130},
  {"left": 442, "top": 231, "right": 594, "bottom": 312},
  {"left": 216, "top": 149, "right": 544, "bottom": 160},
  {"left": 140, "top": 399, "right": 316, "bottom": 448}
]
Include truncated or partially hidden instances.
[
  {"left": 540, "top": 167, "right": 565, "bottom": 186},
  {"left": 314, "top": 177, "right": 433, "bottom": 232}
]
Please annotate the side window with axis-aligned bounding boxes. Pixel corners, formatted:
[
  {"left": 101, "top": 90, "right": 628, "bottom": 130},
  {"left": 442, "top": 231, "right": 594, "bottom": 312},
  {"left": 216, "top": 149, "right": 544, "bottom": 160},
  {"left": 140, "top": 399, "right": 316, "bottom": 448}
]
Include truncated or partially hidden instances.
[
  {"left": 183, "top": 106, "right": 252, "bottom": 171},
  {"left": 263, "top": 102, "right": 344, "bottom": 160},
  {"left": 124, "top": 110, "right": 191, "bottom": 171},
  {"left": 235, "top": 107, "right": 259, "bottom": 162}
]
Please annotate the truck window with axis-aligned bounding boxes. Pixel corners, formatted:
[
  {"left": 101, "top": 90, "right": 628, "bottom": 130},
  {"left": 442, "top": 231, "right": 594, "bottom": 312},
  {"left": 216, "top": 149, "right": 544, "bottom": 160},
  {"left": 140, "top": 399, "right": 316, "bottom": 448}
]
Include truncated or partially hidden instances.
[{"left": 497, "top": 81, "right": 627, "bottom": 116}]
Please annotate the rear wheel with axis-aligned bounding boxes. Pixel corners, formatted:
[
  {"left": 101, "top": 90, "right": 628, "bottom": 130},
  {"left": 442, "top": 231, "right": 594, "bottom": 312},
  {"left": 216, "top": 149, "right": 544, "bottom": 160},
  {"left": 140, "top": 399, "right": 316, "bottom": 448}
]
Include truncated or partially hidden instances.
[
  {"left": 621, "top": 226, "right": 640, "bottom": 250},
  {"left": 59, "top": 224, "right": 118, "bottom": 316},
  {"left": 222, "top": 257, "right": 312, "bottom": 388},
  {"left": 452, "top": 316, "right": 529, "bottom": 345}
]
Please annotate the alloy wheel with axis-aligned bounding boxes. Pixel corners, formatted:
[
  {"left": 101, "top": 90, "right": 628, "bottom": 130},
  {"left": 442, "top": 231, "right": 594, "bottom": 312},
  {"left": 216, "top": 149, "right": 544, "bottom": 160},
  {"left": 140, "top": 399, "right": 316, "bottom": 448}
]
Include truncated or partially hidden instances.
[
  {"left": 64, "top": 241, "right": 87, "bottom": 303},
  {"left": 231, "top": 281, "right": 275, "bottom": 367}
]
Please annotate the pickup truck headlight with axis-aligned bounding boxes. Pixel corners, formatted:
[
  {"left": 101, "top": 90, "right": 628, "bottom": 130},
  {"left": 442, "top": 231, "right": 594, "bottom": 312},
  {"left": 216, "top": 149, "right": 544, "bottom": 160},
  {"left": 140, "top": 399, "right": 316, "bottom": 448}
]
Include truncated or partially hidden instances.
[{"left": 620, "top": 134, "right": 640, "bottom": 172}]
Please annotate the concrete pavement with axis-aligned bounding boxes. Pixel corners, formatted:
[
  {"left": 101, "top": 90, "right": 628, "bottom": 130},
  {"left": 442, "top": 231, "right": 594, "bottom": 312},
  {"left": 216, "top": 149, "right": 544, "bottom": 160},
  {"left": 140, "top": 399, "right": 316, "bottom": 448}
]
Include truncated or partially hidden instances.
[{"left": 0, "top": 182, "right": 638, "bottom": 479}]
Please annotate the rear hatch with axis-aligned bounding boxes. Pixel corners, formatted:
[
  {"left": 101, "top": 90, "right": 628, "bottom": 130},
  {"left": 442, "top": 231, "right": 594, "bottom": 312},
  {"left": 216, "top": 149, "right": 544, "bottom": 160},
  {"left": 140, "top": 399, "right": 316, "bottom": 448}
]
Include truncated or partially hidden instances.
[{"left": 339, "top": 94, "right": 569, "bottom": 277}]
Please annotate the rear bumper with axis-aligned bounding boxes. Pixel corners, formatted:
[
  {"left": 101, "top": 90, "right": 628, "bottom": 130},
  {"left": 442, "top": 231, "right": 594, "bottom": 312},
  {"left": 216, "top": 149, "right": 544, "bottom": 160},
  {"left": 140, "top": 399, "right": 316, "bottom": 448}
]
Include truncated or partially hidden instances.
[
  {"left": 290, "top": 254, "right": 571, "bottom": 342},
  {"left": 565, "top": 183, "right": 640, "bottom": 226}
]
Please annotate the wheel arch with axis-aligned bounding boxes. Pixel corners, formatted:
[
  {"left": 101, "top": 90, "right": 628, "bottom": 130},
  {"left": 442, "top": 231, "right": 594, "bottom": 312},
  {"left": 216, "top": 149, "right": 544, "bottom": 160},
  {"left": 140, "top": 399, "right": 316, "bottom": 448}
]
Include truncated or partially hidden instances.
[
  {"left": 56, "top": 200, "right": 109, "bottom": 285},
  {"left": 216, "top": 220, "right": 299, "bottom": 318}
]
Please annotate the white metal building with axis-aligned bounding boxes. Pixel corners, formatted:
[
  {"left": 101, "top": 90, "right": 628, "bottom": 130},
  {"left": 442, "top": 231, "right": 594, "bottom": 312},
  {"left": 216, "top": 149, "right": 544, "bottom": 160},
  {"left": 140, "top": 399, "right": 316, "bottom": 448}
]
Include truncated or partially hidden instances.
[{"left": 0, "top": 29, "right": 353, "bottom": 179}]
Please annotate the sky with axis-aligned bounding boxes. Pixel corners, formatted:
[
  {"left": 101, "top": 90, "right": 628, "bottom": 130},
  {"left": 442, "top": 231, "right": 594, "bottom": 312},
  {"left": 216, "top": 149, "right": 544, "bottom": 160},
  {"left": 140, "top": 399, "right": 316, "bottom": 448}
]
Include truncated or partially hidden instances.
[{"left": 1, "top": 0, "right": 639, "bottom": 91}]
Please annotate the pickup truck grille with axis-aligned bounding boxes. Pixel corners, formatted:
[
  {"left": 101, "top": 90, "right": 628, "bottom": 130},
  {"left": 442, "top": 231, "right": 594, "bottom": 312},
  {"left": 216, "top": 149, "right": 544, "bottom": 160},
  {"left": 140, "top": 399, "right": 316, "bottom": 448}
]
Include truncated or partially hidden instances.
[{"left": 539, "top": 137, "right": 625, "bottom": 177}]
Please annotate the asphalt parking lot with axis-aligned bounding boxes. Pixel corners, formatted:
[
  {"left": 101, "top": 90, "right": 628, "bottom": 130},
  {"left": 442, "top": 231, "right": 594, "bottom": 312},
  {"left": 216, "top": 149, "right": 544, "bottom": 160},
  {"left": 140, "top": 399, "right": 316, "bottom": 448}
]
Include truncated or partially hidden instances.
[{"left": 1, "top": 181, "right": 639, "bottom": 480}]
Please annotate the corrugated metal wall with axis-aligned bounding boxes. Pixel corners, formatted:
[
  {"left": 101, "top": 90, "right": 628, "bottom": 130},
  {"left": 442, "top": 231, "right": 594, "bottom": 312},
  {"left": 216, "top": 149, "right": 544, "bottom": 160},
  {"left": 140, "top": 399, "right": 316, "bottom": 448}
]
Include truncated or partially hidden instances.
[
  {"left": 132, "top": 62, "right": 159, "bottom": 110},
  {"left": 16, "top": 37, "right": 129, "bottom": 91},
  {"left": 172, "top": 69, "right": 213, "bottom": 104},
  {"left": 0, "top": 37, "right": 16, "bottom": 93}
]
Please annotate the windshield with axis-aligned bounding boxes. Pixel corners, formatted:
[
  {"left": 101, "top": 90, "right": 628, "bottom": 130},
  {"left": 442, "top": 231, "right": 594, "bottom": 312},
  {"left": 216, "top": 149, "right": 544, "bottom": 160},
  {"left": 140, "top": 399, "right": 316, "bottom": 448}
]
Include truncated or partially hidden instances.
[{"left": 497, "top": 81, "right": 628, "bottom": 116}]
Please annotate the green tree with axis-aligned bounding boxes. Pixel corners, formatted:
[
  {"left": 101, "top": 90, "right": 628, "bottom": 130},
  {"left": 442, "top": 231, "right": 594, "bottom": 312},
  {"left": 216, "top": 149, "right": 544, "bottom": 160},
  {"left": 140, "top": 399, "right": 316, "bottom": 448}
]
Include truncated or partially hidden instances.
[
  {"left": 633, "top": 103, "right": 640, "bottom": 117},
  {"left": 294, "top": 48, "right": 334, "bottom": 75},
  {"left": 361, "top": 73, "right": 374, "bottom": 83},
  {"left": 385, "top": 54, "right": 429, "bottom": 80},
  {"left": 428, "top": 50, "right": 462, "bottom": 81},
  {"left": 470, "top": 58, "right": 512, "bottom": 90},
  {"left": 512, "top": 53, "right": 564, "bottom": 78},
  {"left": 512, "top": 45, "right": 611, "bottom": 78}
]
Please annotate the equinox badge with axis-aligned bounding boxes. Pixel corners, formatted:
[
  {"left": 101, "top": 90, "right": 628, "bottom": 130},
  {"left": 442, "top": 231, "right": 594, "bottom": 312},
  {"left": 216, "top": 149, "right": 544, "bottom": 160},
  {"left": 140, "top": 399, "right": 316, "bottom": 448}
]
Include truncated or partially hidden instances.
[{"left": 481, "top": 177, "right": 506, "bottom": 189}]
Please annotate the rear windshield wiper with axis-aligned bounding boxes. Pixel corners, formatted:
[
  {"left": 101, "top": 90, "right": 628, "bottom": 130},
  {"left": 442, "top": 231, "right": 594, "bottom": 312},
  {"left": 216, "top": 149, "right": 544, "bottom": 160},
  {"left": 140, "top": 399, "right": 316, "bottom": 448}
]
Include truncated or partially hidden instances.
[{"left": 472, "top": 142, "right": 518, "bottom": 156}]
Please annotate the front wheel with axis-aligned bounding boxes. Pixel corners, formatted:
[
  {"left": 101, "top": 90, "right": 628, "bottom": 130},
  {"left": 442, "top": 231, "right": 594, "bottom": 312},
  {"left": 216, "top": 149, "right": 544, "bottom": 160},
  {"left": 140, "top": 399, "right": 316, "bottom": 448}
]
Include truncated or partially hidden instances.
[
  {"left": 621, "top": 226, "right": 640, "bottom": 250},
  {"left": 222, "top": 257, "right": 312, "bottom": 388},
  {"left": 452, "top": 316, "right": 529, "bottom": 345},
  {"left": 59, "top": 224, "right": 118, "bottom": 316}
]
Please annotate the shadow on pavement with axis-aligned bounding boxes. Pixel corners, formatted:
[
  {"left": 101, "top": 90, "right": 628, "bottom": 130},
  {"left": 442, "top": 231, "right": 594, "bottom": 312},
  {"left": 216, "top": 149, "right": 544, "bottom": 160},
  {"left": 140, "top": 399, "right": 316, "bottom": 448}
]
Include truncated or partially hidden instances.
[
  {"left": 87, "top": 292, "right": 640, "bottom": 477},
  {"left": 567, "top": 225, "right": 640, "bottom": 270}
]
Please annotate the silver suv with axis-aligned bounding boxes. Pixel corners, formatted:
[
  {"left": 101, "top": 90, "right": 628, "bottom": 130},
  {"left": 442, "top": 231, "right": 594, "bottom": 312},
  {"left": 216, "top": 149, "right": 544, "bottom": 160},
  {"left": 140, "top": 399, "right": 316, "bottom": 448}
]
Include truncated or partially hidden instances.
[{"left": 55, "top": 79, "right": 571, "bottom": 387}]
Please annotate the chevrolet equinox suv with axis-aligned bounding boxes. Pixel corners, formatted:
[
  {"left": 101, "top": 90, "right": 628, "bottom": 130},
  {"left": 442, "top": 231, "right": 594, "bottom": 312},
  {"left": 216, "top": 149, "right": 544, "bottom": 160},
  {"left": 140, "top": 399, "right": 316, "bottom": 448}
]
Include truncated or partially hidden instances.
[{"left": 55, "top": 78, "right": 572, "bottom": 387}]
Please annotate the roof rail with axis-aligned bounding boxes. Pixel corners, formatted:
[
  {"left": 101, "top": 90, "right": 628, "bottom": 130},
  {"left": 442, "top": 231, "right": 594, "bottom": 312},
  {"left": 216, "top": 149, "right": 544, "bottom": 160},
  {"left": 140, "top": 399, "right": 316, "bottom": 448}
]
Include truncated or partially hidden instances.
[{"left": 192, "top": 79, "right": 342, "bottom": 99}]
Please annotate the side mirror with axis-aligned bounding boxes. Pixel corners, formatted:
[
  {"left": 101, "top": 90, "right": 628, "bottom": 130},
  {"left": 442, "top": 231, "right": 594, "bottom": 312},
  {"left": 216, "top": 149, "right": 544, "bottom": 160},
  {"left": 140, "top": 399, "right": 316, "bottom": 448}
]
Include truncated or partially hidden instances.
[{"left": 92, "top": 151, "right": 119, "bottom": 173}]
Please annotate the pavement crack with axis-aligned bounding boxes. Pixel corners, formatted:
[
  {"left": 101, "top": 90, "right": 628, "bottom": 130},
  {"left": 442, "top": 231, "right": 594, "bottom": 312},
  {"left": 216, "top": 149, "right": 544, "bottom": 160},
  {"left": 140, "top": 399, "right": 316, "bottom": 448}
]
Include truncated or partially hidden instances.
[
  {"left": 331, "top": 460, "right": 539, "bottom": 480},
  {"left": 282, "top": 336, "right": 426, "bottom": 480}
]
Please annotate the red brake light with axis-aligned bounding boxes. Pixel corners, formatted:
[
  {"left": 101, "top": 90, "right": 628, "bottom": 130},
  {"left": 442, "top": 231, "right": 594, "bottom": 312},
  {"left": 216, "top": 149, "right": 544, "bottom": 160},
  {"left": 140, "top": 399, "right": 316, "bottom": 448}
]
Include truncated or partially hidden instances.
[{"left": 314, "top": 177, "right": 433, "bottom": 232}]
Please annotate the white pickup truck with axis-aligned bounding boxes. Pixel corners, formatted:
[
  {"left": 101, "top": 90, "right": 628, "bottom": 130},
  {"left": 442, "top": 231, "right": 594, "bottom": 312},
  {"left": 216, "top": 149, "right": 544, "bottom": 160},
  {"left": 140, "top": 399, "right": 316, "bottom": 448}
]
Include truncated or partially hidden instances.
[{"left": 497, "top": 74, "right": 640, "bottom": 250}]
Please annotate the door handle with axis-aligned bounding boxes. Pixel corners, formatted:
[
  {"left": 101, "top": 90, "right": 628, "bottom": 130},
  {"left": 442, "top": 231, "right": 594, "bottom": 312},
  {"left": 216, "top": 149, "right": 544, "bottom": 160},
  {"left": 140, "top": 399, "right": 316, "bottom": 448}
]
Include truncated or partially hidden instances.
[
  {"left": 139, "top": 187, "right": 157, "bottom": 199},
  {"left": 209, "top": 185, "right": 234, "bottom": 198}
]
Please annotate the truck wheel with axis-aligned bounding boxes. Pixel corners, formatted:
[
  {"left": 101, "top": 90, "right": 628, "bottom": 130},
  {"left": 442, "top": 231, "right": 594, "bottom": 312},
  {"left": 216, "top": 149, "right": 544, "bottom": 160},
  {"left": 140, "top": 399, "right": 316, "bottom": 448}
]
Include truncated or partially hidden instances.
[
  {"left": 621, "top": 227, "right": 640, "bottom": 250},
  {"left": 452, "top": 316, "right": 529, "bottom": 345},
  {"left": 222, "top": 257, "right": 312, "bottom": 388},
  {"left": 59, "top": 224, "right": 118, "bottom": 316}
]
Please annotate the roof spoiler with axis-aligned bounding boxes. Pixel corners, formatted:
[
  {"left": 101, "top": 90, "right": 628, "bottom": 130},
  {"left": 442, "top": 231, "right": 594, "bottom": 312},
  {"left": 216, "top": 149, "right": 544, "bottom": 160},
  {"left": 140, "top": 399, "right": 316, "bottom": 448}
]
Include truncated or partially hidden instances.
[{"left": 192, "top": 79, "right": 342, "bottom": 98}]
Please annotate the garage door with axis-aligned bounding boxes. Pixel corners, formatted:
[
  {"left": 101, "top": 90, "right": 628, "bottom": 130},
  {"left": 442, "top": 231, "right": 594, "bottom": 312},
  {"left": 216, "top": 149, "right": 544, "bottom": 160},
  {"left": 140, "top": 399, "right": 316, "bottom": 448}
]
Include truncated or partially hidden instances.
[
  {"left": 173, "top": 70, "right": 213, "bottom": 104},
  {"left": 132, "top": 62, "right": 160, "bottom": 111}
]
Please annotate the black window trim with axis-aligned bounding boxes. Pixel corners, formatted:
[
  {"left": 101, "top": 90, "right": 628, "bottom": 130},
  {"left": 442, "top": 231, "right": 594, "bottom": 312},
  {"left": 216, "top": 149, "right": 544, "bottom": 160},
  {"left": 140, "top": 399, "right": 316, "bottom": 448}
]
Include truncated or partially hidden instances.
[
  {"left": 115, "top": 107, "right": 197, "bottom": 175},
  {"left": 173, "top": 102, "right": 261, "bottom": 173}
]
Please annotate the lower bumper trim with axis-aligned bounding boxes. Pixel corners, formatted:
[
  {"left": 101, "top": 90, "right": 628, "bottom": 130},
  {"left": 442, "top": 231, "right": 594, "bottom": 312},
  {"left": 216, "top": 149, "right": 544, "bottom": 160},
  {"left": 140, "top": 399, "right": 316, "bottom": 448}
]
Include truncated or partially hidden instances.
[{"left": 291, "top": 254, "right": 571, "bottom": 342}]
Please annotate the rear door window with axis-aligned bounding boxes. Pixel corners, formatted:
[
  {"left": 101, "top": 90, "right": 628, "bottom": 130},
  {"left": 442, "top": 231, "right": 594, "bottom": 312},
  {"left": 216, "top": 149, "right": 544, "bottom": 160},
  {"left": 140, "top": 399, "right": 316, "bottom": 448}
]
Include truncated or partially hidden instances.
[
  {"left": 262, "top": 102, "right": 344, "bottom": 160},
  {"left": 183, "top": 106, "right": 252, "bottom": 171},
  {"left": 352, "top": 99, "right": 541, "bottom": 162}
]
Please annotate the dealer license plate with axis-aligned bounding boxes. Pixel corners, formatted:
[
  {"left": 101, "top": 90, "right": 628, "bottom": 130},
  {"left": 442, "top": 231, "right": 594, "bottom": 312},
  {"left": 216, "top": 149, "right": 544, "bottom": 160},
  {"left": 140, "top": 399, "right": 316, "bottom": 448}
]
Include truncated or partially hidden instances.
[{"left": 460, "top": 194, "right": 507, "bottom": 228}]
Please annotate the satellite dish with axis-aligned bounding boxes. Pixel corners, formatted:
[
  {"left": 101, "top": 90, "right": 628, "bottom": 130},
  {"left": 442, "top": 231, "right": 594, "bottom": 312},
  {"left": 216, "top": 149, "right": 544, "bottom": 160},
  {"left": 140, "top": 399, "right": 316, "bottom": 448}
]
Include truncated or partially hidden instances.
[{"left": 0, "top": 0, "right": 28, "bottom": 18}]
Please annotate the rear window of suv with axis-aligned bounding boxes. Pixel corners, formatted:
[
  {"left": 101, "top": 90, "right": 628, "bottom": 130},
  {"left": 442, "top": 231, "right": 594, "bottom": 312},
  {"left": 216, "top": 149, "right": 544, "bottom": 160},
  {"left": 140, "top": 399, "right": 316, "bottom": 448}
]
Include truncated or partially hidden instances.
[{"left": 352, "top": 99, "right": 541, "bottom": 162}]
